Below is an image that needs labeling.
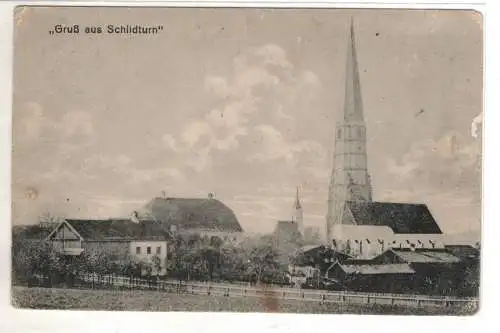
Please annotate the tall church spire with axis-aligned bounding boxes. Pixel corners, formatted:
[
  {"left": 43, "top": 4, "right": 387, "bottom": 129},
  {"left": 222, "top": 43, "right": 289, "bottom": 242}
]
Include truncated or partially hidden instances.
[
  {"left": 294, "top": 185, "right": 301, "bottom": 209},
  {"left": 344, "top": 18, "right": 364, "bottom": 123},
  {"left": 326, "top": 19, "right": 372, "bottom": 245}
]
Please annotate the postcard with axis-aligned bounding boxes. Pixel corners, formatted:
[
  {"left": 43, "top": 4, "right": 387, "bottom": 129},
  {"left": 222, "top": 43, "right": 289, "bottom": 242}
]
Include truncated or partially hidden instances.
[{"left": 11, "top": 6, "right": 482, "bottom": 315}]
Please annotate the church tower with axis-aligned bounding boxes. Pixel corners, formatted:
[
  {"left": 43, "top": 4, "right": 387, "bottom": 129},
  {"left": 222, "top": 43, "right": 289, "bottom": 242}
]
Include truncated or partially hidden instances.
[
  {"left": 292, "top": 185, "right": 304, "bottom": 236},
  {"left": 326, "top": 19, "right": 372, "bottom": 245}
]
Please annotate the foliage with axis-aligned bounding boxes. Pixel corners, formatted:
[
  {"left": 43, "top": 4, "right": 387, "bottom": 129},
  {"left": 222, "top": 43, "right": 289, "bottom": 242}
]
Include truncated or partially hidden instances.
[
  {"left": 244, "top": 241, "right": 280, "bottom": 283},
  {"left": 13, "top": 228, "right": 287, "bottom": 286}
]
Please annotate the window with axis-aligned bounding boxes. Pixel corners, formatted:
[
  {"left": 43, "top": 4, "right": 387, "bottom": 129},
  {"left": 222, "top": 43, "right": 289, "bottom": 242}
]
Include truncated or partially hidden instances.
[
  {"left": 156, "top": 246, "right": 161, "bottom": 255},
  {"left": 337, "top": 129, "right": 341, "bottom": 139},
  {"left": 147, "top": 246, "right": 151, "bottom": 254},
  {"left": 136, "top": 247, "right": 141, "bottom": 254}
]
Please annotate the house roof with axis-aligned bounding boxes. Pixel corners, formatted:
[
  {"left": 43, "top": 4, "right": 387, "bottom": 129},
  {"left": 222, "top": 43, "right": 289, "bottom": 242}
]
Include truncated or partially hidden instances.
[
  {"left": 444, "top": 245, "right": 480, "bottom": 261},
  {"left": 391, "top": 249, "right": 461, "bottom": 264},
  {"left": 336, "top": 263, "right": 416, "bottom": 275},
  {"left": 12, "top": 225, "right": 53, "bottom": 240},
  {"left": 299, "top": 244, "right": 323, "bottom": 253},
  {"left": 50, "top": 219, "right": 171, "bottom": 241},
  {"left": 136, "top": 197, "right": 243, "bottom": 232},
  {"left": 291, "top": 245, "right": 351, "bottom": 266},
  {"left": 346, "top": 201, "right": 443, "bottom": 234}
]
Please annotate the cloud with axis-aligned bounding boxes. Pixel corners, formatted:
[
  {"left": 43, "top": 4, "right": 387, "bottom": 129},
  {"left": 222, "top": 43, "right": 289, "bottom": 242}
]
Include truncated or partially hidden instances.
[
  {"left": 385, "top": 131, "right": 481, "bottom": 204},
  {"left": 15, "top": 102, "right": 95, "bottom": 149},
  {"left": 247, "top": 125, "right": 324, "bottom": 166},
  {"left": 161, "top": 44, "right": 322, "bottom": 174},
  {"left": 84, "top": 153, "right": 185, "bottom": 185}
]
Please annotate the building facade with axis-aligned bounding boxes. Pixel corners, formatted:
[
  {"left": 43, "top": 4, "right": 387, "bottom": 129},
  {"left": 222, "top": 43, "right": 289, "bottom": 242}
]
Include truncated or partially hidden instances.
[{"left": 46, "top": 218, "right": 170, "bottom": 276}]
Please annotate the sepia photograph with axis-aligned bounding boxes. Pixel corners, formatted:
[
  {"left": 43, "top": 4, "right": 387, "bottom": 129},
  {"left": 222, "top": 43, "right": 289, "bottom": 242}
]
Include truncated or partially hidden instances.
[{"left": 10, "top": 6, "right": 482, "bottom": 315}]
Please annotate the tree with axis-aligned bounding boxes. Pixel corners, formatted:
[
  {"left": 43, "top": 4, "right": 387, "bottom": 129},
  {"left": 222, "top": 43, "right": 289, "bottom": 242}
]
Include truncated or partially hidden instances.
[
  {"left": 80, "top": 248, "right": 112, "bottom": 275},
  {"left": 245, "top": 242, "right": 280, "bottom": 284},
  {"left": 151, "top": 255, "right": 163, "bottom": 276}
]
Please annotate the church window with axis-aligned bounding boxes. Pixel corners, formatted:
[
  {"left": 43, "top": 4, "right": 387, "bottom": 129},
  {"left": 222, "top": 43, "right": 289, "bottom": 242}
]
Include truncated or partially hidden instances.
[{"left": 337, "top": 129, "right": 341, "bottom": 139}]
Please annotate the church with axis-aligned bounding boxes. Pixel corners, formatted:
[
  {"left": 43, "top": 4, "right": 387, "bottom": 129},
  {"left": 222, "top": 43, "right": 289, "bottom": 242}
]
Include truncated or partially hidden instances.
[
  {"left": 274, "top": 186, "right": 304, "bottom": 248},
  {"left": 326, "top": 20, "right": 444, "bottom": 259}
]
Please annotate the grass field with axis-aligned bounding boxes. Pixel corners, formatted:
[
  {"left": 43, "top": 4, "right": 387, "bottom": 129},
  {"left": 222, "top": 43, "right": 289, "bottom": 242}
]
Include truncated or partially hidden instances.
[{"left": 11, "top": 287, "right": 477, "bottom": 315}]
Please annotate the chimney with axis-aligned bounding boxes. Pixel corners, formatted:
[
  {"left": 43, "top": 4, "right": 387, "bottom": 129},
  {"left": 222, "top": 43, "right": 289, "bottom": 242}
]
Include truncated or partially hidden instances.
[{"left": 208, "top": 192, "right": 215, "bottom": 199}]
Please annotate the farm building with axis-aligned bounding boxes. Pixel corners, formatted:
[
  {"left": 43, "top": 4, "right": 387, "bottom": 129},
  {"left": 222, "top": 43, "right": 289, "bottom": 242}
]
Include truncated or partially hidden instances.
[
  {"left": 134, "top": 194, "right": 245, "bottom": 243},
  {"left": 325, "top": 247, "right": 470, "bottom": 296},
  {"left": 289, "top": 245, "right": 352, "bottom": 276},
  {"left": 326, "top": 262, "right": 416, "bottom": 294},
  {"left": 46, "top": 218, "right": 171, "bottom": 275}
]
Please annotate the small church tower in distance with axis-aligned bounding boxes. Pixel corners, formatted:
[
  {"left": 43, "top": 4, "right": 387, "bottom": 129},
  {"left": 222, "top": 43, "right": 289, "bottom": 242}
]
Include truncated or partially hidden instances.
[{"left": 292, "top": 185, "right": 304, "bottom": 236}]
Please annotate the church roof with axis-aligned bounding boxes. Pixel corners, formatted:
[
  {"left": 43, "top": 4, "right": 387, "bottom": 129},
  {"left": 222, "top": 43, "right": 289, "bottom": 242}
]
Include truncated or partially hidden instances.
[
  {"left": 137, "top": 197, "right": 243, "bottom": 232},
  {"left": 346, "top": 201, "right": 443, "bottom": 234}
]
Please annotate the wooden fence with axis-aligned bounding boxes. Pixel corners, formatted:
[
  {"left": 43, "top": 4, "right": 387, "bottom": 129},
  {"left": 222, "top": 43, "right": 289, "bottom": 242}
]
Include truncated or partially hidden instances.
[{"left": 31, "top": 273, "right": 478, "bottom": 309}]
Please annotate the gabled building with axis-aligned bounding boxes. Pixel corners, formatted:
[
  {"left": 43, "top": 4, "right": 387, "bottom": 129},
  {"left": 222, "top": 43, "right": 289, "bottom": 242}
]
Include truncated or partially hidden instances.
[
  {"left": 326, "top": 247, "right": 465, "bottom": 295},
  {"left": 46, "top": 218, "right": 171, "bottom": 275},
  {"left": 289, "top": 244, "right": 351, "bottom": 276},
  {"left": 135, "top": 194, "right": 245, "bottom": 243},
  {"left": 326, "top": 262, "right": 416, "bottom": 294}
]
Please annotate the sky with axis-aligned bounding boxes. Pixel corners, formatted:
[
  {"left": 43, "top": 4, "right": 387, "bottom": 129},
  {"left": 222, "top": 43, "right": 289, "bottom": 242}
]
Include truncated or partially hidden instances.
[{"left": 12, "top": 7, "right": 483, "bottom": 236}]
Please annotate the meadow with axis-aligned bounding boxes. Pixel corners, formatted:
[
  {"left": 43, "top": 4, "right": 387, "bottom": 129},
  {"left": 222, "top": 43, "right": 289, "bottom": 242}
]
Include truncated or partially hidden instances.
[{"left": 11, "top": 287, "right": 477, "bottom": 315}]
